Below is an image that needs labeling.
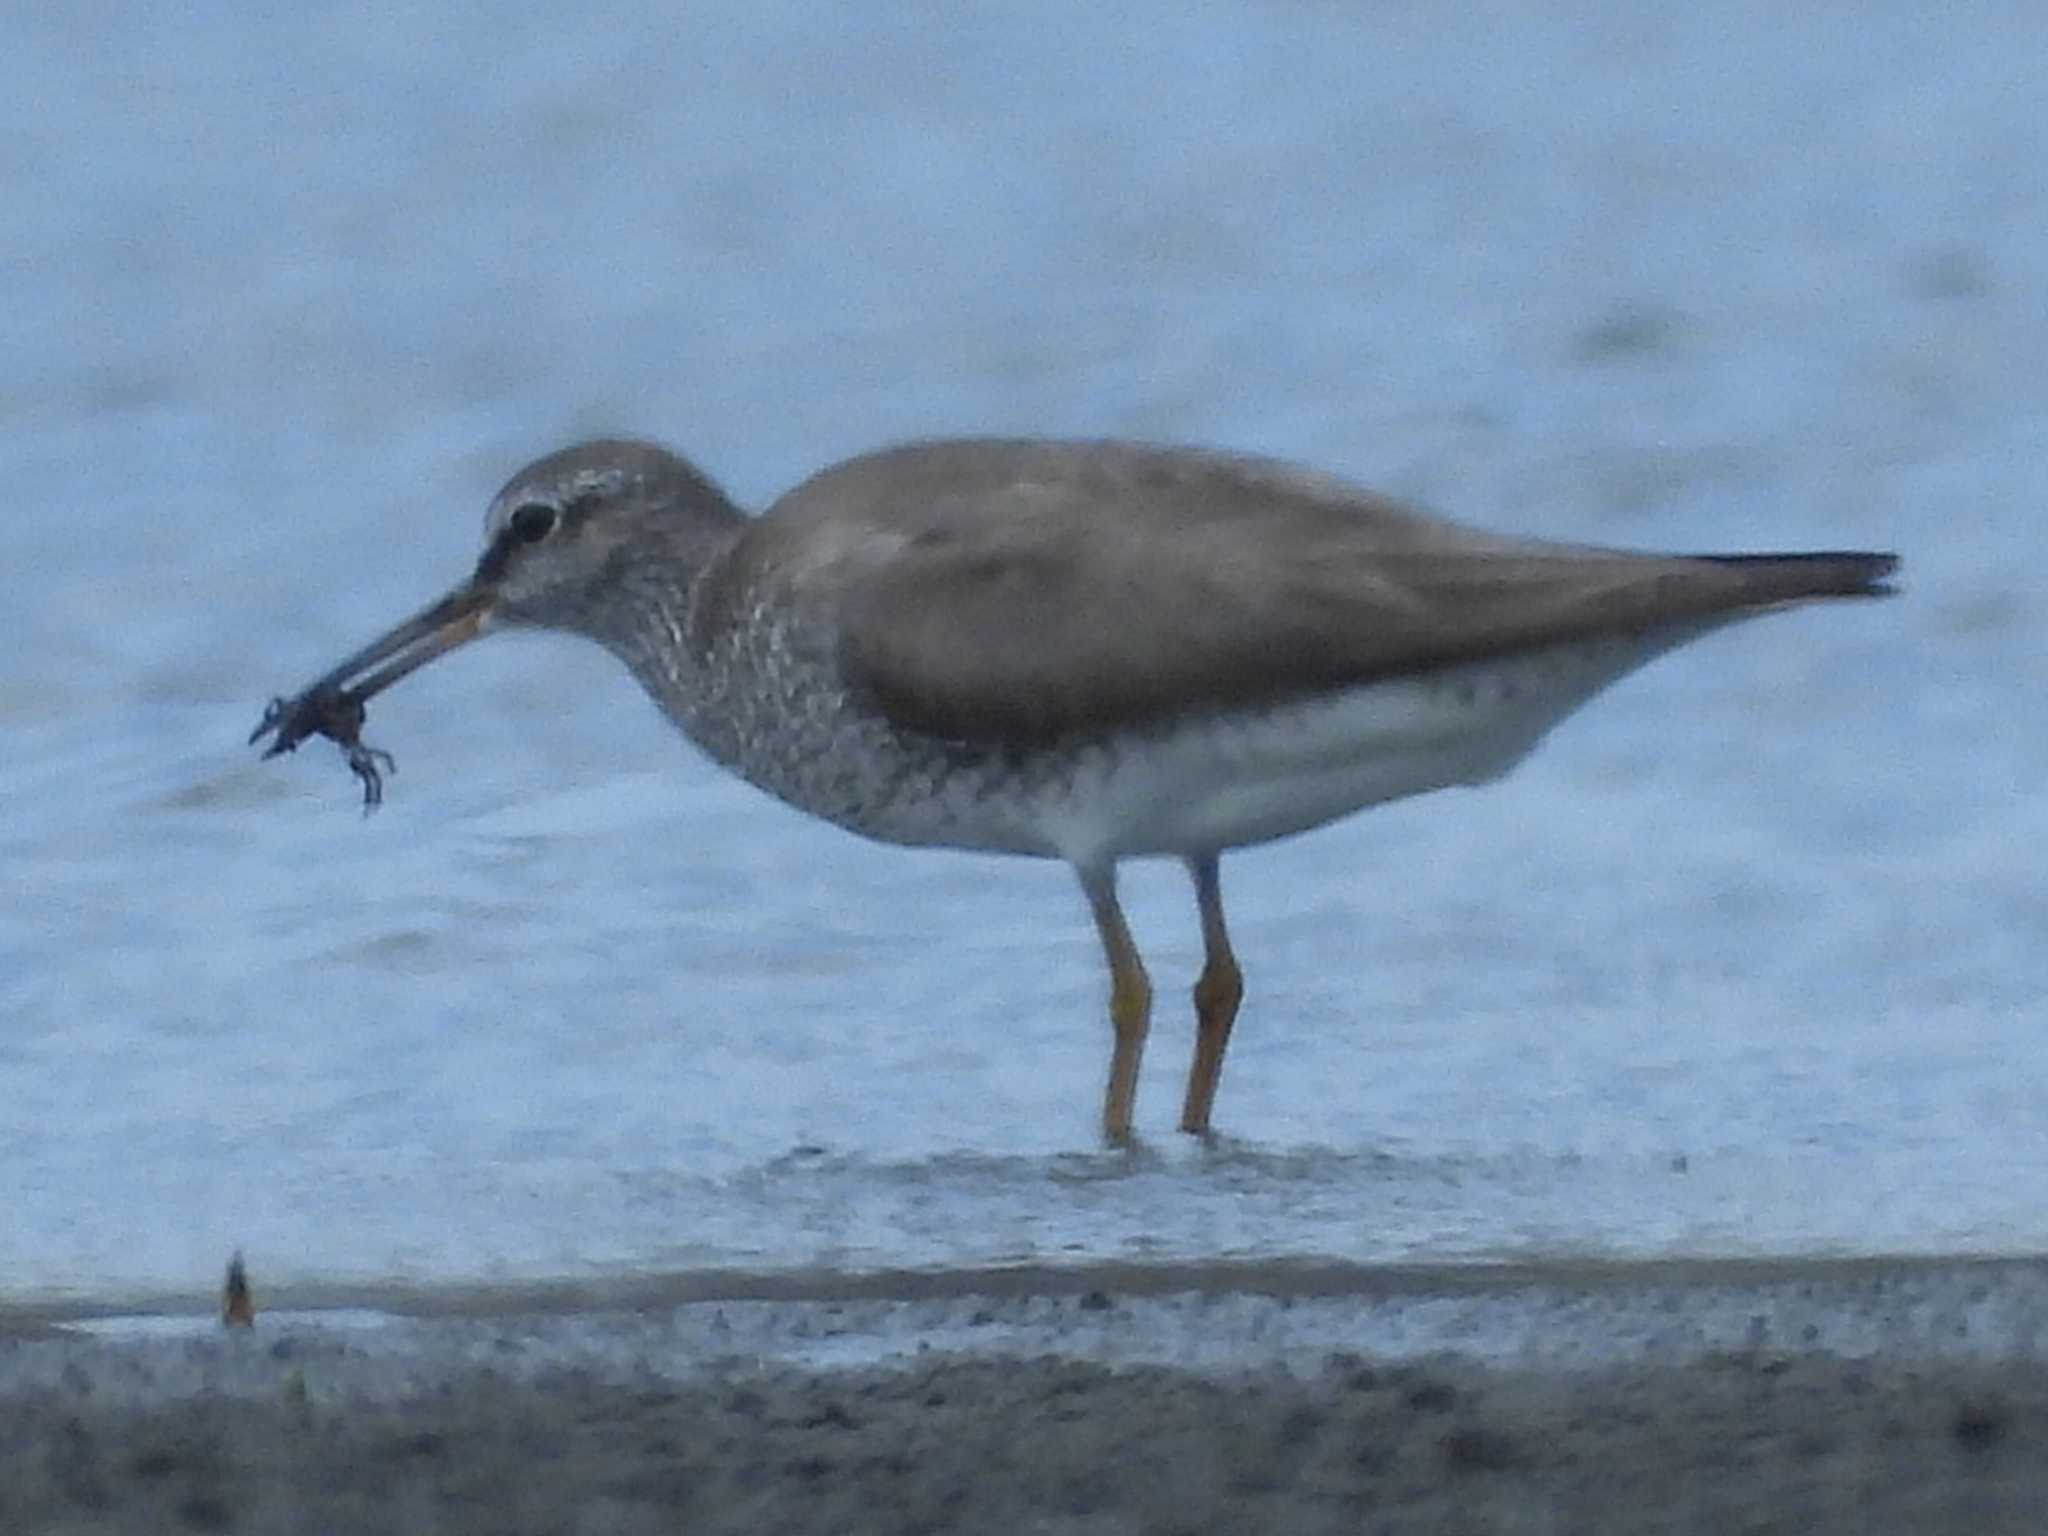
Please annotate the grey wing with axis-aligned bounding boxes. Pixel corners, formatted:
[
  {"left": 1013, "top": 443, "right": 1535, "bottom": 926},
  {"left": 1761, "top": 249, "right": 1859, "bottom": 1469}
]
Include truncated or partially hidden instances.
[{"left": 784, "top": 440, "right": 1891, "bottom": 746}]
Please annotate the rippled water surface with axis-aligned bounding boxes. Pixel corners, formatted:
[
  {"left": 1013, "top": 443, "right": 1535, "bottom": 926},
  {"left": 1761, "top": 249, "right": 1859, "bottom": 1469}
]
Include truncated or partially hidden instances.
[{"left": 5, "top": 1, "right": 2043, "bottom": 1309}]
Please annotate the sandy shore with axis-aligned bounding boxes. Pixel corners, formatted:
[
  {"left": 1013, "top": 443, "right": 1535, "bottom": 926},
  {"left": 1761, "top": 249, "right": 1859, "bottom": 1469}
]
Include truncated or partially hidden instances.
[{"left": 7, "top": 1258, "right": 2047, "bottom": 1534}]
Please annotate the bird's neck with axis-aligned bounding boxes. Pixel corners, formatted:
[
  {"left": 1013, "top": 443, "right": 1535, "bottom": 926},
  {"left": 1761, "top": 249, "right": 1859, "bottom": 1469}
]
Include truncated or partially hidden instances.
[{"left": 588, "top": 519, "right": 761, "bottom": 772}]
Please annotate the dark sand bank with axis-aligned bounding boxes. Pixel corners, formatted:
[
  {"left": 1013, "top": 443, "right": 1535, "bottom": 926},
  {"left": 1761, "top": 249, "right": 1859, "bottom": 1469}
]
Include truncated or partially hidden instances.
[
  {"left": 7, "top": 1258, "right": 2048, "bottom": 1534},
  {"left": 8, "top": 1350, "right": 2046, "bottom": 1534}
]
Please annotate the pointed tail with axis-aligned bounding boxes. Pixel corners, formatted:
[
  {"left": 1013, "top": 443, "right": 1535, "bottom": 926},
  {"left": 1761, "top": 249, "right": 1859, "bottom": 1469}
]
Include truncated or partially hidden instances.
[{"left": 1696, "top": 550, "right": 1900, "bottom": 603}]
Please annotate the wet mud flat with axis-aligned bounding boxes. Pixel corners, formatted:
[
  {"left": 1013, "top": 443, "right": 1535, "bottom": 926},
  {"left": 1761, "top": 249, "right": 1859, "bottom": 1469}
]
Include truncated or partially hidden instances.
[{"left": 5, "top": 1259, "right": 2046, "bottom": 1534}]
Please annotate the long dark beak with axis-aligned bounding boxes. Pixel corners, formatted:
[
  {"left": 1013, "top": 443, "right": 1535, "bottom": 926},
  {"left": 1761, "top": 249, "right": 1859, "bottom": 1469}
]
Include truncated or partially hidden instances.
[
  {"left": 249, "top": 579, "right": 496, "bottom": 804},
  {"left": 267, "top": 580, "right": 493, "bottom": 730}
]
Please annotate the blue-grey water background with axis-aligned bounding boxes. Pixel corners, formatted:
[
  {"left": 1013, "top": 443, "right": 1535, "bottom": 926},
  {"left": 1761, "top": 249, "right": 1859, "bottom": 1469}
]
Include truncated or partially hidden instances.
[{"left": 3, "top": 1, "right": 2041, "bottom": 1312}]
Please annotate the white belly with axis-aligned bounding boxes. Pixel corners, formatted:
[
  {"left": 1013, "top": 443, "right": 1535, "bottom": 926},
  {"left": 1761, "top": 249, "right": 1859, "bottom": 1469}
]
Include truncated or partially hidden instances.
[{"left": 1020, "top": 629, "right": 1698, "bottom": 864}]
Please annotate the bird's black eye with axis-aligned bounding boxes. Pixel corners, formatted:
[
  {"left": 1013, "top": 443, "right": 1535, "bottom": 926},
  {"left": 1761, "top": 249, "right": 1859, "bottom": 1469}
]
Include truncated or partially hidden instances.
[{"left": 508, "top": 501, "right": 557, "bottom": 544}]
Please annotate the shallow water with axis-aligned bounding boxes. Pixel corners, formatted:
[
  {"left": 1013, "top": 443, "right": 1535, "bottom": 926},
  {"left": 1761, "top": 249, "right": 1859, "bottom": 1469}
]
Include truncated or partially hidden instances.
[{"left": 4, "top": 0, "right": 2044, "bottom": 1310}]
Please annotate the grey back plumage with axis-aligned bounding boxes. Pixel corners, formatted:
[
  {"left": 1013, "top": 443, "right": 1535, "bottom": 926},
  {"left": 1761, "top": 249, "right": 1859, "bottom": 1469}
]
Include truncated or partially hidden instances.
[{"left": 707, "top": 439, "right": 1893, "bottom": 745}]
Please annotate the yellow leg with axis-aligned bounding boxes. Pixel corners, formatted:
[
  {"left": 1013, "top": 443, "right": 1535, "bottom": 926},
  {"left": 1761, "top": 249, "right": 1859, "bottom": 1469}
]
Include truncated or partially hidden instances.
[
  {"left": 1081, "top": 864, "right": 1151, "bottom": 1146},
  {"left": 1180, "top": 853, "right": 1243, "bottom": 1136}
]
